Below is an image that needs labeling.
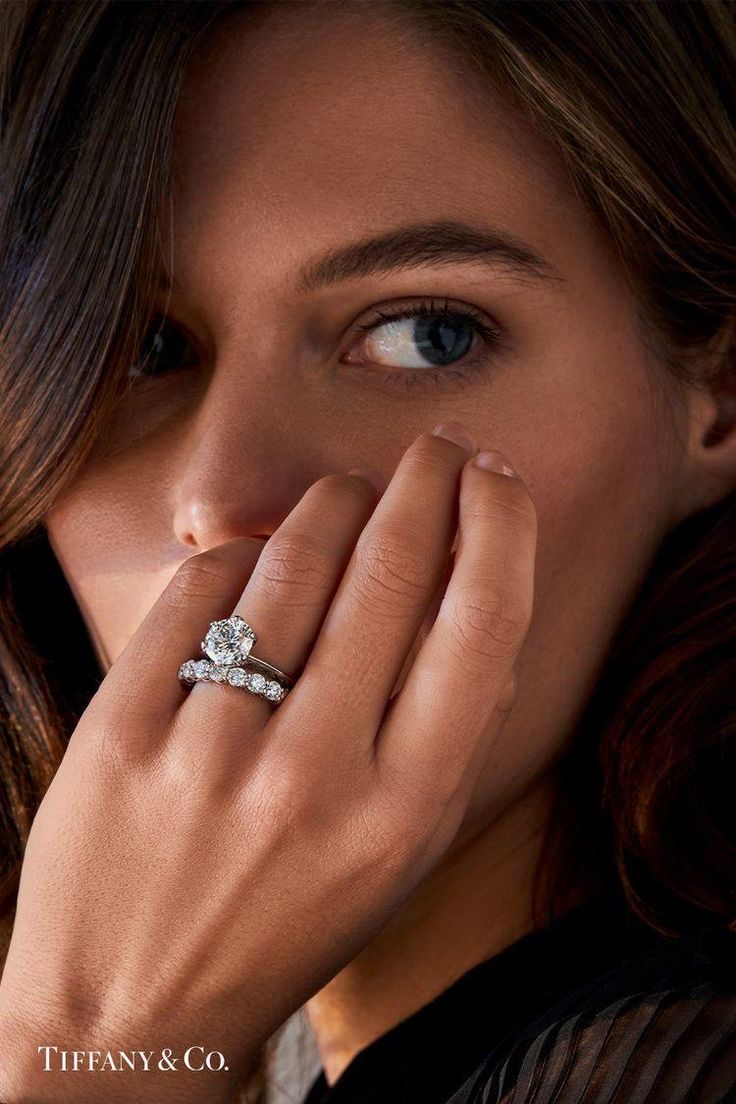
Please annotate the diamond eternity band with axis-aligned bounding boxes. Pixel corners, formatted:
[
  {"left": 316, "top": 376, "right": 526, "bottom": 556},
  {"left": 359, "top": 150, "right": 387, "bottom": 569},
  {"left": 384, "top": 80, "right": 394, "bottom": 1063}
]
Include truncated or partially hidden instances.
[{"left": 178, "top": 658, "right": 289, "bottom": 703}]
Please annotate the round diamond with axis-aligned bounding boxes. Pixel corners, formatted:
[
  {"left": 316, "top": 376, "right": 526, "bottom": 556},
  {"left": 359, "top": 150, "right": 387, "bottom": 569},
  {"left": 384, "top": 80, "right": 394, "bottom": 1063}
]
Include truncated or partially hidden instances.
[
  {"left": 264, "top": 680, "right": 285, "bottom": 701},
  {"left": 179, "top": 660, "right": 196, "bottom": 682},
  {"left": 246, "top": 671, "right": 267, "bottom": 693},
  {"left": 202, "top": 615, "right": 256, "bottom": 666},
  {"left": 210, "top": 665, "right": 228, "bottom": 682},
  {"left": 227, "top": 667, "right": 247, "bottom": 687},
  {"left": 193, "top": 659, "right": 210, "bottom": 679}
]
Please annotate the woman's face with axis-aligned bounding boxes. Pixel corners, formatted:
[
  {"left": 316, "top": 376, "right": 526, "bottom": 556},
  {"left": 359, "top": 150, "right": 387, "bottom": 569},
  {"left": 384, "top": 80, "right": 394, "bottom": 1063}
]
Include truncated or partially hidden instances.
[{"left": 44, "top": 3, "right": 705, "bottom": 829}]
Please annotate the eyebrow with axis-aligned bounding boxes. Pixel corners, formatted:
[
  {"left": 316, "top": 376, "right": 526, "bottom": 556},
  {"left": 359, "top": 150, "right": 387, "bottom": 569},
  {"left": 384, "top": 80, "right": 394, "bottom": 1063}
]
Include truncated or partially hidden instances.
[
  {"left": 295, "top": 218, "right": 566, "bottom": 295},
  {"left": 158, "top": 218, "right": 566, "bottom": 297}
]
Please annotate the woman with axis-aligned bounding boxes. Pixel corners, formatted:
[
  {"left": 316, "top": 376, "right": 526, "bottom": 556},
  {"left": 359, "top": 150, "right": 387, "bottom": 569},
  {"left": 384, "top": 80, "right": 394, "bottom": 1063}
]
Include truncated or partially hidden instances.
[{"left": 0, "top": 0, "right": 733, "bottom": 1101}]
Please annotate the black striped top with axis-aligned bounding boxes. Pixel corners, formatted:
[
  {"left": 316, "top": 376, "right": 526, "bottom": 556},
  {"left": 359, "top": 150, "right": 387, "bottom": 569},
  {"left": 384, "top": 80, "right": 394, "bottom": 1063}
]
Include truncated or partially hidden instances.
[{"left": 300, "top": 889, "right": 736, "bottom": 1103}]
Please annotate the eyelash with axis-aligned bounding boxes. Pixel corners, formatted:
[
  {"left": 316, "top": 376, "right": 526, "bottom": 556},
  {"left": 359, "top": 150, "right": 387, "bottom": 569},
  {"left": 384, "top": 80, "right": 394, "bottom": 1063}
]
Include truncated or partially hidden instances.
[
  {"left": 130, "top": 297, "right": 504, "bottom": 391},
  {"left": 349, "top": 296, "right": 503, "bottom": 390}
]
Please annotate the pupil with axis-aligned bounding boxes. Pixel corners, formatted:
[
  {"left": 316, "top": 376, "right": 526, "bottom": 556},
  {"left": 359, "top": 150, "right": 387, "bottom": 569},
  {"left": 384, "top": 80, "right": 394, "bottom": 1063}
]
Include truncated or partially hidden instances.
[{"left": 414, "top": 314, "right": 473, "bottom": 366}]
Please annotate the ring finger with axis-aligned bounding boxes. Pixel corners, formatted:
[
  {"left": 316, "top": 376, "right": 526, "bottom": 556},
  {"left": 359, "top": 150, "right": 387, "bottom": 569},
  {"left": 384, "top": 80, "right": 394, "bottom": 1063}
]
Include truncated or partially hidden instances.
[
  {"left": 263, "top": 424, "right": 479, "bottom": 769},
  {"left": 177, "top": 468, "right": 386, "bottom": 736}
]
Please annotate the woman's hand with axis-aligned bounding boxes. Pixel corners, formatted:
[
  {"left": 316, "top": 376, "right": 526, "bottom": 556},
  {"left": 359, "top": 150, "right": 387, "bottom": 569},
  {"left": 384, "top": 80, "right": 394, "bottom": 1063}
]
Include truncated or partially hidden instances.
[{"left": 0, "top": 422, "right": 537, "bottom": 1103}]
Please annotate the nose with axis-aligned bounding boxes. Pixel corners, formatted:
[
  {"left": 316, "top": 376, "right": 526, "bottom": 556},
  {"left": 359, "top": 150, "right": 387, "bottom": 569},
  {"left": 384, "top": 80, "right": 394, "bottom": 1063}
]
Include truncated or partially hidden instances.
[{"left": 172, "top": 370, "right": 322, "bottom": 551}]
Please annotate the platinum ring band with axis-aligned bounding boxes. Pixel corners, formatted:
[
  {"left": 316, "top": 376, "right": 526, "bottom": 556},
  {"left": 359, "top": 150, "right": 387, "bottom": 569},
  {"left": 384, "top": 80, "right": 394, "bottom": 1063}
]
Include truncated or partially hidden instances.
[
  {"left": 237, "top": 653, "right": 294, "bottom": 688},
  {"left": 177, "top": 615, "right": 294, "bottom": 707},
  {"left": 178, "top": 658, "right": 289, "bottom": 704}
]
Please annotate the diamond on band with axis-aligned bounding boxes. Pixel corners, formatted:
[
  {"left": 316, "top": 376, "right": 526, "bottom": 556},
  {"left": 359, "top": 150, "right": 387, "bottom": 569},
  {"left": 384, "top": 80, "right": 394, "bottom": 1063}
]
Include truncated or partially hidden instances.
[
  {"left": 178, "top": 615, "right": 294, "bottom": 706},
  {"left": 178, "top": 658, "right": 288, "bottom": 703},
  {"left": 200, "top": 614, "right": 294, "bottom": 688},
  {"left": 201, "top": 614, "right": 257, "bottom": 666}
]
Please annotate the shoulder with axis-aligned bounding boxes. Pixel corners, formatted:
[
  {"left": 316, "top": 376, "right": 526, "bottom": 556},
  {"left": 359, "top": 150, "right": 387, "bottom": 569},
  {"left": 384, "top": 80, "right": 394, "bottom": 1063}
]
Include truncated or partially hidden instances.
[{"left": 450, "top": 924, "right": 736, "bottom": 1104}]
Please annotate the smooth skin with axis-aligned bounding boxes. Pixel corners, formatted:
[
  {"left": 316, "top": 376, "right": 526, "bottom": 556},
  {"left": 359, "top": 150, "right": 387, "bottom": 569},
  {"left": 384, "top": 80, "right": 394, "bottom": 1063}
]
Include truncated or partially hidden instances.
[
  {"left": 0, "top": 430, "right": 535, "bottom": 1102},
  {"left": 4, "top": 0, "right": 736, "bottom": 1098}
]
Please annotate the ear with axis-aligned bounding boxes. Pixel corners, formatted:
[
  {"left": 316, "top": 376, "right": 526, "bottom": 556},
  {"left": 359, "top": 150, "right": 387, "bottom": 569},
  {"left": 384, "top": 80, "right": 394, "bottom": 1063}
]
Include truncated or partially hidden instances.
[{"left": 676, "top": 355, "right": 736, "bottom": 521}]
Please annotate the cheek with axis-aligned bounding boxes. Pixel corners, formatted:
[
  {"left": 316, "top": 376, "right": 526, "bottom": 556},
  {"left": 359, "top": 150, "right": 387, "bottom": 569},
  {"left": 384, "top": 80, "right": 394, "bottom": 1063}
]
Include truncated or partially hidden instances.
[
  {"left": 529, "top": 357, "right": 674, "bottom": 663},
  {"left": 45, "top": 465, "right": 176, "bottom": 670},
  {"left": 464, "top": 354, "right": 679, "bottom": 826}
]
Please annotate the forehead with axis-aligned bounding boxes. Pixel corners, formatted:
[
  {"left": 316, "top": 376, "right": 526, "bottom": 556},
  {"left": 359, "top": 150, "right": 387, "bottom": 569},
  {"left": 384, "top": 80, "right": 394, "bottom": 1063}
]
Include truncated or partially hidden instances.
[{"left": 168, "top": 1, "right": 613, "bottom": 303}]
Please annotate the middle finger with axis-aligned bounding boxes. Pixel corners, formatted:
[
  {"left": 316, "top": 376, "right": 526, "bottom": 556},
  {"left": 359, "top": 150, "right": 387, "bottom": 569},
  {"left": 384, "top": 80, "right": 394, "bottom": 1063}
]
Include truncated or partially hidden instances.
[{"left": 273, "top": 422, "right": 479, "bottom": 757}]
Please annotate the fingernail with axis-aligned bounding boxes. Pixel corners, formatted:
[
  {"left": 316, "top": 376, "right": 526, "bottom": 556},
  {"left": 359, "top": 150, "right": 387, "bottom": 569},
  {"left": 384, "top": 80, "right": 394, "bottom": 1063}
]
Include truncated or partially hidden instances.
[
  {"left": 472, "top": 450, "right": 518, "bottom": 477},
  {"left": 347, "top": 465, "right": 387, "bottom": 492},
  {"left": 430, "top": 420, "right": 478, "bottom": 455}
]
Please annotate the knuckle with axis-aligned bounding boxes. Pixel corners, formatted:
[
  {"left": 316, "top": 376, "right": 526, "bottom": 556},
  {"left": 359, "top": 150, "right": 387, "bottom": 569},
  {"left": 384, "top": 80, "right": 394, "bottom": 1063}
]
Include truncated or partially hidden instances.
[
  {"left": 448, "top": 587, "right": 529, "bottom": 664},
  {"left": 381, "top": 767, "right": 440, "bottom": 832},
  {"left": 83, "top": 722, "right": 126, "bottom": 779},
  {"left": 472, "top": 483, "right": 537, "bottom": 532},
  {"left": 405, "top": 433, "right": 461, "bottom": 474},
  {"left": 370, "top": 767, "right": 454, "bottom": 870},
  {"left": 253, "top": 531, "right": 331, "bottom": 604},
  {"left": 166, "top": 551, "right": 235, "bottom": 605},
  {"left": 354, "top": 791, "right": 425, "bottom": 870},
  {"left": 84, "top": 715, "right": 154, "bottom": 780},
  {"left": 354, "top": 531, "right": 434, "bottom": 615},
  {"left": 239, "top": 759, "right": 309, "bottom": 836}
]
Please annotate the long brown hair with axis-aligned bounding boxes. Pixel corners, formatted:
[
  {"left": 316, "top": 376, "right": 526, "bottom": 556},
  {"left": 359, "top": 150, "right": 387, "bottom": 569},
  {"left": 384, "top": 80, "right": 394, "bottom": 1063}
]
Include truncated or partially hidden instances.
[{"left": 1, "top": 1, "right": 734, "bottom": 1099}]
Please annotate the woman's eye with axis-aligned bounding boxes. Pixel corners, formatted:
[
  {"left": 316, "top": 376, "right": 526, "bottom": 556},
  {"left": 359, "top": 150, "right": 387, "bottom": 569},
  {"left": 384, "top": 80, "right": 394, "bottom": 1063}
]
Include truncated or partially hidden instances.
[
  {"left": 129, "top": 298, "right": 502, "bottom": 391},
  {"left": 343, "top": 298, "right": 502, "bottom": 381},
  {"left": 130, "top": 316, "right": 198, "bottom": 380}
]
